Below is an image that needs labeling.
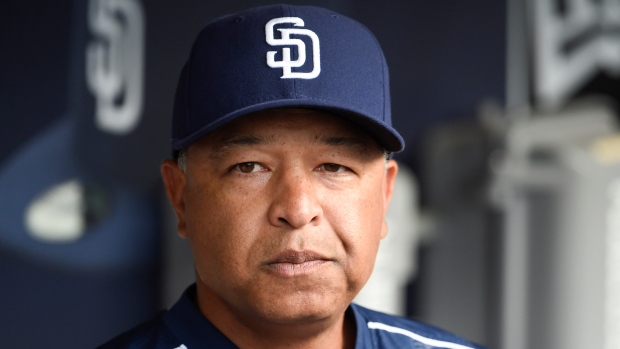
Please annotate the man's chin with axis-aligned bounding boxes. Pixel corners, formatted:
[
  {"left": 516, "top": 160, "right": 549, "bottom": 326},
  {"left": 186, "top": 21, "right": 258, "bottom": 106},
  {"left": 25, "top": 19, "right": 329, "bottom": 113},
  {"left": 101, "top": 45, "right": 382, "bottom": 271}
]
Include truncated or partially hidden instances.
[{"left": 248, "top": 293, "right": 348, "bottom": 327}]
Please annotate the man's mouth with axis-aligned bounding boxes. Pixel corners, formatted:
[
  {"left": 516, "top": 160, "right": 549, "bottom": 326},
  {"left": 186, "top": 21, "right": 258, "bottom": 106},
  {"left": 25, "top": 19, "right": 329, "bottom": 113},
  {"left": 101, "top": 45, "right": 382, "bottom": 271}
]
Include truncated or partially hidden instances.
[{"left": 264, "top": 250, "right": 331, "bottom": 277}]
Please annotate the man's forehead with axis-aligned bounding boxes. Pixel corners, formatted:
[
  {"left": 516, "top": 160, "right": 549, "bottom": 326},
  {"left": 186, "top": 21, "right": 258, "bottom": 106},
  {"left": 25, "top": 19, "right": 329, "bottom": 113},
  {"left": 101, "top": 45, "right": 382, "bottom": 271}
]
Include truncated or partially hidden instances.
[{"left": 189, "top": 108, "right": 381, "bottom": 155}]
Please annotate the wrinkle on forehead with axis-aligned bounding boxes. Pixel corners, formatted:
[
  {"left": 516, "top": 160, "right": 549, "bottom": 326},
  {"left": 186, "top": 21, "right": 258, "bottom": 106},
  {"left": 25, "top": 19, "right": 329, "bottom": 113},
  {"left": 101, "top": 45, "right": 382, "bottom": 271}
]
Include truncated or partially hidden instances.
[
  {"left": 206, "top": 135, "right": 276, "bottom": 159},
  {"left": 318, "top": 135, "right": 371, "bottom": 153}
]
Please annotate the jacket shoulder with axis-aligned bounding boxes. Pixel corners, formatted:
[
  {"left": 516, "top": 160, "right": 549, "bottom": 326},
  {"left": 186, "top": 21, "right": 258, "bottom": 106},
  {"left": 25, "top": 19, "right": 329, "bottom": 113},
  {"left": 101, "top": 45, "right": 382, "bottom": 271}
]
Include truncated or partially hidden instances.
[
  {"left": 96, "top": 312, "right": 183, "bottom": 349},
  {"left": 353, "top": 304, "right": 486, "bottom": 349}
]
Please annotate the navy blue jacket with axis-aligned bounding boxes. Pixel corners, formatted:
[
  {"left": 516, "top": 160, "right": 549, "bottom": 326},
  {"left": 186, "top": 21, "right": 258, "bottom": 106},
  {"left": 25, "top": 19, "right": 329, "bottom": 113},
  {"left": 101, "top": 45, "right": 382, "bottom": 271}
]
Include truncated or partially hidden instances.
[{"left": 97, "top": 285, "right": 485, "bottom": 348}]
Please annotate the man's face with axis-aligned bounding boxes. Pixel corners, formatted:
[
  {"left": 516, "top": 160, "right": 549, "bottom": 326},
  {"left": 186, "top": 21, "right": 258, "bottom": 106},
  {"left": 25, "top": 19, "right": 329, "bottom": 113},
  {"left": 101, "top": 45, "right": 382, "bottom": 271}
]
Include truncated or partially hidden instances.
[{"left": 162, "top": 109, "right": 398, "bottom": 330}]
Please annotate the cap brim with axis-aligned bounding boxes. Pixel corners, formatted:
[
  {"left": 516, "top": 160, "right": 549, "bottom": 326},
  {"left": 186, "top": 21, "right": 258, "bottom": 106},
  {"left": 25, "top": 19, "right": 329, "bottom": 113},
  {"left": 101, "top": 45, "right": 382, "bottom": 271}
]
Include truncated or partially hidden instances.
[{"left": 171, "top": 99, "right": 404, "bottom": 155}]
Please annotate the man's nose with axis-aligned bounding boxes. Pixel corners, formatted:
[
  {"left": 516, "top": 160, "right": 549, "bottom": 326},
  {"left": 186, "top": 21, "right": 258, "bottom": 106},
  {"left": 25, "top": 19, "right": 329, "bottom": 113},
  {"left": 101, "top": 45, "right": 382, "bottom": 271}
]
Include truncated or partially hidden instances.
[{"left": 268, "top": 170, "right": 323, "bottom": 229}]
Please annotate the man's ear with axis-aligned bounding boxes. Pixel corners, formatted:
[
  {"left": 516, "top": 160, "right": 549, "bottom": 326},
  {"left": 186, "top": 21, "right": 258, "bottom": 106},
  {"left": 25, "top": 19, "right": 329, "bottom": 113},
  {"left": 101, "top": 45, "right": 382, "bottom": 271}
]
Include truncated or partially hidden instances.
[
  {"left": 161, "top": 159, "right": 188, "bottom": 238},
  {"left": 380, "top": 159, "right": 398, "bottom": 239}
]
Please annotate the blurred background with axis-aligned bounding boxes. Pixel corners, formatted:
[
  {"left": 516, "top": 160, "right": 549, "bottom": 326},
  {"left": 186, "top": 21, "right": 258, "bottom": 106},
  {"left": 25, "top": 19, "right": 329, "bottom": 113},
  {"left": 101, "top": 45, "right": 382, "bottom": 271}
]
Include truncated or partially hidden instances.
[{"left": 1, "top": 0, "right": 619, "bottom": 348}]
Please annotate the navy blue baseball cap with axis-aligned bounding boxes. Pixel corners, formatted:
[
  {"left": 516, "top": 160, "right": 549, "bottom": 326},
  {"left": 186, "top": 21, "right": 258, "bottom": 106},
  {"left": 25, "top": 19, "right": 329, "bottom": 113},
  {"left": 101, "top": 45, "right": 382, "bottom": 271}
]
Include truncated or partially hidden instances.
[{"left": 171, "top": 4, "right": 405, "bottom": 158}]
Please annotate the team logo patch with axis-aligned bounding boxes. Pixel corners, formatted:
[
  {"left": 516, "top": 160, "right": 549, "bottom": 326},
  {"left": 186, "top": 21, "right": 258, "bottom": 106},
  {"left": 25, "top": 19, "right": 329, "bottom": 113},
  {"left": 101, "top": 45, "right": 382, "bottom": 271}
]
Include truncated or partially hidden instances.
[{"left": 265, "top": 17, "right": 321, "bottom": 79}]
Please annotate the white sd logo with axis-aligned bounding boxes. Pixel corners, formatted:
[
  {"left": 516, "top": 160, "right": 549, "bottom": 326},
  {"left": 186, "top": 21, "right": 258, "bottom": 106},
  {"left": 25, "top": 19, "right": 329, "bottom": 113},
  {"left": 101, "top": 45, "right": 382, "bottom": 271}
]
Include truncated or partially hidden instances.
[{"left": 265, "top": 17, "right": 321, "bottom": 79}]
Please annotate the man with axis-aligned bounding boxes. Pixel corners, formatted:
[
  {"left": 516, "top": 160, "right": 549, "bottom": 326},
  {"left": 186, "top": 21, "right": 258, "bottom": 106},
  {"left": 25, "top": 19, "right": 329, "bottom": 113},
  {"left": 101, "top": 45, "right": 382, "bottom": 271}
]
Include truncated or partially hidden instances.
[{"left": 98, "top": 4, "right": 485, "bottom": 349}]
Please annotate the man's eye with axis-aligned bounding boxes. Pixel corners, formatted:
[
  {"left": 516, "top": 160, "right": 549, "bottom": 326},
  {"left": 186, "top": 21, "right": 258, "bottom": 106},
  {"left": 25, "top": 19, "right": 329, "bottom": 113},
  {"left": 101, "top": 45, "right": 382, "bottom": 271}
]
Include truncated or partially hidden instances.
[
  {"left": 319, "top": 163, "right": 347, "bottom": 172},
  {"left": 233, "top": 162, "right": 264, "bottom": 173}
]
